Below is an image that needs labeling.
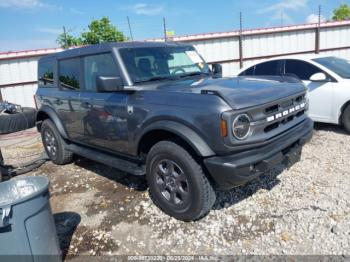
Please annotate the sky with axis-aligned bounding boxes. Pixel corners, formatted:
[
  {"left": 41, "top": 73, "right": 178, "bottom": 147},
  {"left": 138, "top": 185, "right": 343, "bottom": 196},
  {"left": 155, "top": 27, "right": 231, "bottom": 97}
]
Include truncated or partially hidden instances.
[{"left": 0, "top": 0, "right": 347, "bottom": 52}]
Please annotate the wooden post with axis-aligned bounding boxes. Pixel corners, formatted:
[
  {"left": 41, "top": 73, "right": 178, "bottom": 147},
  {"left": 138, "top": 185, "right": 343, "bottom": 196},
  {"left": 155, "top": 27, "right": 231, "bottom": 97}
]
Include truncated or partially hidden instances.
[{"left": 315, "top": 5, "right": 321, "bottom": 54}]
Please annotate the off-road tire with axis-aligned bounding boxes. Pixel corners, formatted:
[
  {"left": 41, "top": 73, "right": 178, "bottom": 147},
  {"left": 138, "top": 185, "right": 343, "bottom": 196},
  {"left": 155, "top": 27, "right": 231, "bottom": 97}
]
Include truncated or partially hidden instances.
[
  {"left": 0, "top": 107, "right": 36, "bottom": 134},
  {"left": 342, "top": 104, "right": 350, "bottom": 134},
  {"left": 146, "top": 141, "right": 216, "bottom": 221},
  {"left": 41, "top": 119, "right": 73, "bottom": 165}
]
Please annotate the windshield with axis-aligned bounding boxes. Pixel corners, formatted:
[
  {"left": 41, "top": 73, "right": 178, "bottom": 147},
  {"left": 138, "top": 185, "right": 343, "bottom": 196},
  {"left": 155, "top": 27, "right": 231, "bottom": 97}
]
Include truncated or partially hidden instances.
[
  {"left": 313, "top": 56, "right": 350, "bottom": 79},
  {"left": 119, "top": 46, "right": 210, "bottom": 83}
]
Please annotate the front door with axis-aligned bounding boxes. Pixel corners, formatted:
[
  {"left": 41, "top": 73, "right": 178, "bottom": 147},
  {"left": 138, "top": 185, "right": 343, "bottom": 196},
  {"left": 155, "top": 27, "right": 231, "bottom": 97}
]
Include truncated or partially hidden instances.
[
  {"left": 303, "top": 80, "right": 334, "bottom": 121},
  {"left": 284, "top": 59, "right": 334, "bottom": 121},
  {"left": 57, "top": 57, "right": 82, "bottom": 141},
  {"left": 77, "top": 53, "right": 129, "bottom": 154}
]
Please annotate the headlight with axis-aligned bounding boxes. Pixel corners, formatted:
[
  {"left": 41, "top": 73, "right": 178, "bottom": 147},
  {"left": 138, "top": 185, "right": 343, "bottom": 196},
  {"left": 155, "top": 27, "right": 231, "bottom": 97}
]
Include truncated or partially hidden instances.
[{"left": 232, "top": 114, "right": 251, "bottom": 140}]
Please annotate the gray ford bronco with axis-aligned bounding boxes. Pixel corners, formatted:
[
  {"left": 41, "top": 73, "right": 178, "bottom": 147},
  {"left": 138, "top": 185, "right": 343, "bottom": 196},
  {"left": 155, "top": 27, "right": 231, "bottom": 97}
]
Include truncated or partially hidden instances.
[{"left": 35, "top": 42, "right": 313, "bottom": 221}]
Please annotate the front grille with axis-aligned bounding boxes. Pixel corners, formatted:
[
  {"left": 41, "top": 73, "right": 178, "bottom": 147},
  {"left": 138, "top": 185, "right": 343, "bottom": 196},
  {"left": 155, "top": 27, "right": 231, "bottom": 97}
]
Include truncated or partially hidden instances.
[
  {"left": 265, "top": 104, "right": 279, "bottom": 114},
  {"left": 262, "top": 94, "right": 306, "bottom": 133},
  {"left": 223, "top": 91, "right": 308, "bottom": 147}
]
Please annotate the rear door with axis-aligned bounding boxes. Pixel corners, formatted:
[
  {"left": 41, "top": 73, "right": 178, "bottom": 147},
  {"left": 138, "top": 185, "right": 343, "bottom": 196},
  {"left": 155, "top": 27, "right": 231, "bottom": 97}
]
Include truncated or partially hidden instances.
[
  {"left": 78, "top": 53, "right": 129, "bottom": 153},
  {"left": 56, "top": 57, "right": 82, "bottom": 141},
  {"left": 36, "top": 58, "right": 58, "bottom": 109},
  {"left": 284, "top": 59, "right": 335, "bottom": 121}
]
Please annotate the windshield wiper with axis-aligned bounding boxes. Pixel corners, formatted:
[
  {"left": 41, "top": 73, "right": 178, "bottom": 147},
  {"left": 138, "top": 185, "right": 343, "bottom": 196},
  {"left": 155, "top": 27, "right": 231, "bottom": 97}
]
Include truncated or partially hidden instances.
[{"left": 134, "top": 76, "right": 178, "bottom": 83}]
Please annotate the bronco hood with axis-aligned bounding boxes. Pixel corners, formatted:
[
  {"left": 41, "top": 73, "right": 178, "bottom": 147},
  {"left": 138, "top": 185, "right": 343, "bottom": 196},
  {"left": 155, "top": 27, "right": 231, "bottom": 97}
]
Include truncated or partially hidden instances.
[
  {"left": 141, "top": 75, "right": 307, "bottom": 110},
  {"left": 191, "top": 76, "right": 306, "bottom": 110}
]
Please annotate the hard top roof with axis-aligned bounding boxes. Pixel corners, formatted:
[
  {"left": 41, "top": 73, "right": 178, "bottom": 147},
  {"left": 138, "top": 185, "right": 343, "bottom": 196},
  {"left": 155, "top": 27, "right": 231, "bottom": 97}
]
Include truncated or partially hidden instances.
[{"left": 40, "top": 41, "right": 192, "bottom": 61}]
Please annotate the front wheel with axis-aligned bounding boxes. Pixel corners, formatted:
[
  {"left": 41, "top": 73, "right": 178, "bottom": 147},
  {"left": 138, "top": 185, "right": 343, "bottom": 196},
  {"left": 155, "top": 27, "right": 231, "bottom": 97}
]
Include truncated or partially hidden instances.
[
  {"left": 41, "top": 119, "right": 73, "bottom": 165},
  {"left": 342, "top": 104, "right": 350, "bottom": 134},
  {"left": 146, "top": 141, "right": 216, "bottom": 221}
]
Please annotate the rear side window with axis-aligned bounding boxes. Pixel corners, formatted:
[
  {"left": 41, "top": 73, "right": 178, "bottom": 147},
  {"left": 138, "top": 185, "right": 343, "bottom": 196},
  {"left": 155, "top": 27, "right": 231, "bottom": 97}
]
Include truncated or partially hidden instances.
[
  {"left": 59, "top": 58, "right": 80, "bottom": 90},
  {"left": 38, "top": 60, "right": 54, "bottom": 87},
  {"left": 285, "top": 60, "right": 322, "bottom": 80},
  {"left": 83, "top": 53, "right": 119, "bottom": 92},
  {"left": 254, "top": 60, "right": 280, "bottom": 75}
]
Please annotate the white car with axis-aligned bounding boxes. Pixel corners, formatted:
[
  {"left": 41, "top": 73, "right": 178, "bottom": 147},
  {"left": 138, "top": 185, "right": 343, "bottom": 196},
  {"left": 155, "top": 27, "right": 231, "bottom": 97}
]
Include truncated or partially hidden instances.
[{"left": 236, "top": 55, "right": 350, "bottom": 133}]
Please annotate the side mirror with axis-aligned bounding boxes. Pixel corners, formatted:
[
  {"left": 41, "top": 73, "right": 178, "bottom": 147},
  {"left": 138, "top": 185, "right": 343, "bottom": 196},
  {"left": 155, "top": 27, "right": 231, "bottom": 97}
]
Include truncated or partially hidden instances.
[
  {"left": 96, "top": 76, "right": 123, "bottom": 92},
  {"left": 211, "top": 63, "right": 222, "bottom": 78},
  {"left": 309, "top": 72, "right": 327, "bottom": 82}
]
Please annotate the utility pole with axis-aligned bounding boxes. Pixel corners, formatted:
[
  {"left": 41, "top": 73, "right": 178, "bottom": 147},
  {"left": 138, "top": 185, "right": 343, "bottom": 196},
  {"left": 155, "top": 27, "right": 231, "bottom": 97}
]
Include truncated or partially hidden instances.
[
  {"left": 238, "top": 12, "right": 244, "bottom": 69},
  {"left": 63, "top": 26, "right": 68, "bottom": 49},
  {"left": 318, "top": 5, "right": 322, "bottom": 25},
  {"left": 163, "top": 17, "right": 167, "bottom": 42},
  {"left": 126, "top": 16, "right": 134, "bottom": 42},
  {"left": 281, "top": 9, "right": 284, "bottom": 27}
]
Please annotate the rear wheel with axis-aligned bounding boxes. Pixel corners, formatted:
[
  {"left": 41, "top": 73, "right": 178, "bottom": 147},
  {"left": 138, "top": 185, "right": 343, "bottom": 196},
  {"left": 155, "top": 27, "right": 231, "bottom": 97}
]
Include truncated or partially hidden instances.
[
  {"left": 342, "top": 104, "right": 350, "bottom": 134},
  {"left": 41, "top": 119, "right": 73, "bottom": 165},
  {"left": 146, "top": 141, "right": 216, "bottom": 221}
]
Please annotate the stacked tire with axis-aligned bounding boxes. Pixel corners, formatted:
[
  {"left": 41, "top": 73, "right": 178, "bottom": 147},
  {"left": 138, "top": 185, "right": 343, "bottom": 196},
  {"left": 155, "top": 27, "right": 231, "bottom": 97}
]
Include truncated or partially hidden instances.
[{"left": 0, "top": 107, "right": 37, "bottom": 135}]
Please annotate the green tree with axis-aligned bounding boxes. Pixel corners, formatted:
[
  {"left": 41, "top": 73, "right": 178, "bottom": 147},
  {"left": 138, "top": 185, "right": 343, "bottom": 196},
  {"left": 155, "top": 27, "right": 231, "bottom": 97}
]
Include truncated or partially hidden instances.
[
  {"left": 332, "top": 3, "right": 350, "bottom": 21},
  {"left": 57, "top": 30, "right": 82, "bottom": 49},
  {"left": 57, "top": 17, "right": 127, "bottom": 48}
]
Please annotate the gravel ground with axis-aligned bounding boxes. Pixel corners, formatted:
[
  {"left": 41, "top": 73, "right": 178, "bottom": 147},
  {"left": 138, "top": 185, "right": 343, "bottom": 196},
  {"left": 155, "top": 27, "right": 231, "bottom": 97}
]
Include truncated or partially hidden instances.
[{"left": 0, "top": 124, "right": 349, "bottom": 259}]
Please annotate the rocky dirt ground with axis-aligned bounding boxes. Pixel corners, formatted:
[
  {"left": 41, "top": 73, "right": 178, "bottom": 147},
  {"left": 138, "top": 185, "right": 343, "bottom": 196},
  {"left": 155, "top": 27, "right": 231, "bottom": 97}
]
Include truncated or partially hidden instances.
[{"left": 0, "top": 124, "right": 349, "bottom": 260}]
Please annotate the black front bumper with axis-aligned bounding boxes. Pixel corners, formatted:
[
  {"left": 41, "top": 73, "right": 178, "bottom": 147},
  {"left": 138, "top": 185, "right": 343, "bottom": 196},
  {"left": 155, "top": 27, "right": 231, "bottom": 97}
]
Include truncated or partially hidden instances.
[{"left": 204, "top": 118, "right": 313, "bottom": 190}]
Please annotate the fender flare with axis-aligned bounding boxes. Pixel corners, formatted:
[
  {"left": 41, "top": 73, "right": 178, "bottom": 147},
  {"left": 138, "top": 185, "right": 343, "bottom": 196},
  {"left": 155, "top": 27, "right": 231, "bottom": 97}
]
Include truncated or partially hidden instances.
[
  {"left": 137, "top": 120, "right": 215, "bottom": 157},
  {"left": 36, "top": 106, "right": 69, "bottom": 139}
]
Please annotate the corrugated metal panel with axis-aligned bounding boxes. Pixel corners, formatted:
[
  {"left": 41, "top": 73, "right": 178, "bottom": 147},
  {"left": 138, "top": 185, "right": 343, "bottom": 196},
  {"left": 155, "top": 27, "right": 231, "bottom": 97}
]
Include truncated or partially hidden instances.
[
  {"left": 1, "top": 83, "right": 37, "bottom": 107},
  {"left": 0, "top": 58, "right": 38, "bottom": 85},
  {"left": 320, "top": 26, "right": 350, "bottom": 49},
  {"left": 190, "top": 24, "right": 350, "bottom": 76},
  {"left": 190, "top": 38, "right": 239, "bottom": 63}
]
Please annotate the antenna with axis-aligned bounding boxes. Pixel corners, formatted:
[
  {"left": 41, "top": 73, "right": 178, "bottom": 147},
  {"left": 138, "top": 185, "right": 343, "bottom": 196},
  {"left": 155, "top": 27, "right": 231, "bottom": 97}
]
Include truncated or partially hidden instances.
[
  {"left": 63, "top": 26, "right": 67, "bottom": 48},
  {"left": 163, "top": 17, "right": 167, "bottom": 42},
  {"left": 126, "top": 16, "right": 134, "bottom": 42}
]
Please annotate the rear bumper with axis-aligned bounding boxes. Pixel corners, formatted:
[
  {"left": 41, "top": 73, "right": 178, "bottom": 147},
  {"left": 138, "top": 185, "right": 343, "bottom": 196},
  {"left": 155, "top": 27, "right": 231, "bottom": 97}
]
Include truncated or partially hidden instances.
[{"left": 204, "top": 118, "right": 313, "bottom": 190}]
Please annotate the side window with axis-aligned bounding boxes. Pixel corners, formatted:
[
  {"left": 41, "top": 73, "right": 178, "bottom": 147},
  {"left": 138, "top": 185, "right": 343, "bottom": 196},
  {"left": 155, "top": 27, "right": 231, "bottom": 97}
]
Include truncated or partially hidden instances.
[
  {"left": 285, "top": 60, "right": 322, "bottom": 80},
  {"left": 38, "top": 60, "right": 54, "bottom": 87},
  {"left": 83, "top": 53, "right": 119, "bottom": 92},
  {"left": 239, "top": 65, "right": 255, "bottom": 76},
  {"left": 254, "top": 60, "right": 280, "bottom": 75},
  {"left": 59, "top": 58, "right": 80, "bottom": 91}
]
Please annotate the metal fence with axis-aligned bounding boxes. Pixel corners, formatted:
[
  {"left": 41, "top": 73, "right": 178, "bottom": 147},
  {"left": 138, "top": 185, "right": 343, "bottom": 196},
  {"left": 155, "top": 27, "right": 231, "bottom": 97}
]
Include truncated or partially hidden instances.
[
  {"left": 160, "top": 20, "right": 350, "bottom": 76},
  {"left": 1, "top": 20, "right": 350, "bottom": 107}
]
